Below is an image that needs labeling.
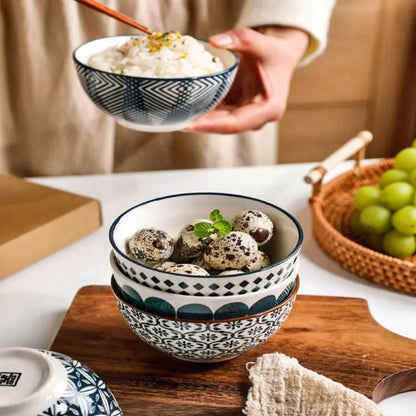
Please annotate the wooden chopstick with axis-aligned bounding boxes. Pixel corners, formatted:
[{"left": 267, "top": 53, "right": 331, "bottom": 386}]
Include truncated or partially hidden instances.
[{"left": 74, "top": 0, "right": 153, "bottom": 35}]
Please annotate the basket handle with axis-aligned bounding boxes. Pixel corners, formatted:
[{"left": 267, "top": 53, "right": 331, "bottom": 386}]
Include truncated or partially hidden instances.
[{"left": 304, "top": 130, "right": 374, "bottom": 194}]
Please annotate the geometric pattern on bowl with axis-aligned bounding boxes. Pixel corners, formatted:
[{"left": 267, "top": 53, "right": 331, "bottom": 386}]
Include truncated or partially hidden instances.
[
  {"left": 114, "top": 249, "right": 300, "bottom": 296},
  {"left": 74, "top": 63, "right": 237, "bottom": 128},
  {"left": 111, "top": 251, "right": 299, "bottom": 320},
  {"left": 112, "top": 276, "right": 299, "bottom": 363},
  {"left": 40, "top": 350, "right": 122, "bottom": 416},
  {"left": 73, "top": 36, "right": 238, "bottom": 131},
  {"left": 114, "top": 275, "right": 297, "bottom": 320}
]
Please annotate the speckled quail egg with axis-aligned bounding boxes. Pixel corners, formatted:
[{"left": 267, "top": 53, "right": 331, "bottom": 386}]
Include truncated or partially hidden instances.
[
  {"left": 241, "top": 250, "right": 271, "bottom": 272},
  {"left": 153, "top": 261, "right": 177, "bottom": 271},
  {"left": 128, "top": 228, "right": 174, "bottom": 263},
  {"left": 203, "top": 231, "right": 258, "bottom": 270},
  {"left": 163, "top": 263, "right": 210, "bottom": 276},
  {"left": 175, "top": 219, "right": 217, "bottom": 258},
  {"left": 169, "top": 240, "right": 189, "bottom": 263},
  {"left": 217, "top": 269, "right": 244, "bottom": 276},
  {"left": 232, "top": 210, "right": 274, "bottom": 246},
  {"left": 191, "top": 256, "right": 217, "bottom": 274}
]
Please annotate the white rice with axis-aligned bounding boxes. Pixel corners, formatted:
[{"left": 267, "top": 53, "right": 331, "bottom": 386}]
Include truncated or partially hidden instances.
[{"left": 88, "top": 32, "right": 225, "bottom": 78}]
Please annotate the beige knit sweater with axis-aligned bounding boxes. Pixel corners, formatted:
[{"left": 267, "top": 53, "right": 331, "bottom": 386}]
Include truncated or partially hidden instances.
[{"left": 0, "top": 0, "right": 335, "bottom": 176}]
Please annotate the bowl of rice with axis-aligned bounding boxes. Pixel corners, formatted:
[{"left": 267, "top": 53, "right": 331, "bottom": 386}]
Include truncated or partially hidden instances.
[{"left": 73, "top": 32, "right": 239, "bottom": 132}]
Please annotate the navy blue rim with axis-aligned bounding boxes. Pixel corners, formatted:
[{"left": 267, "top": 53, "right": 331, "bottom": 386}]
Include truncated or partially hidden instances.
[
  {"left": 108, "top": 192, "right": 304, "bottom": 278},
  {"left": 73, "top": 35, "right": 240, "bottom": 81},
  {"left": 111, "top": 274, "right": 300, "bottom": 323}
]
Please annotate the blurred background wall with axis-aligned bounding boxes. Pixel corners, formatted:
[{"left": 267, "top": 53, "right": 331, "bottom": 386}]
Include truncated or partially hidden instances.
[{"left": 279, "top": 0, "right": 416, "bottom": 163}]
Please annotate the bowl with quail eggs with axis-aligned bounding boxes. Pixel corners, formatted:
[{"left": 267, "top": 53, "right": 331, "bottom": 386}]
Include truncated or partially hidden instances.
[{"left": 109, "top": 192, "right": 303, "bottom": 361}]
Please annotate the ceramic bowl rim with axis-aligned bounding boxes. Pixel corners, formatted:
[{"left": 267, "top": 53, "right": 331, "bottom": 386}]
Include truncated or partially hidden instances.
[
  {"left": 109, "top": 191, "right": 304, "bottom": 278},
  {"left": 111, "top": 273, "right": 299, "bottom": 323},
  {"left": 73, "top": 34, "right": 239, "bottom": 81},
  {"left": 111, "top": 249, "right": 299, "bottom": 301}
]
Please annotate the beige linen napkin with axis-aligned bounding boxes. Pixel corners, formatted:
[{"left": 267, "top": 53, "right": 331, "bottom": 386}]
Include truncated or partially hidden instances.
[{"left": 244, "top": 353, "right": 384, "bottom": 416}]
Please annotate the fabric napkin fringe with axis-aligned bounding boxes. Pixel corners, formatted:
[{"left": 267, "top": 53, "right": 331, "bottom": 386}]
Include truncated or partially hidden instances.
[{"left": 243, "top": 352, "right": 384, "bottom": 416}]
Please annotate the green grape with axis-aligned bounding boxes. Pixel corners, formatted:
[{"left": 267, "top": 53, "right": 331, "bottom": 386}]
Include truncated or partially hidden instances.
[
  {"left": 408, "top": 168, "right": 416, "bottom": 188},
  {"left": 391, "top": 205, "right": 416, "bottom": 235},
  {"left": 366, "top": 233, "right": 384, "bottom": 252},
  {"left": 394, "top": 147, "right": 416, "bottom": 173},
  {"left": 379, "top": 169, "right": 409, "bottom": 188},
  {"left": 350, "top": 211, "right": 367, "bottom": 236},
  {"left": 379, "top": 181, "right": 414, "bottom": 211},
  {"left": 360, "top": 204, "right": 391, "bottom": 234},
  {"left": 382, "top": 229, "right": 416, "bottom": 258},
  {"left": 353, "top": 186, "right": 381, "bottom": 210}
]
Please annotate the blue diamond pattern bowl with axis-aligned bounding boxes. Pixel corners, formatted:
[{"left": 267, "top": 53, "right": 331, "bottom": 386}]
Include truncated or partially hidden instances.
[
  {"left": 111, "top": 250, "right": 298, "bottom": 320},
  {"left": 112, "top": 275, "right": 299, "bottom": 363},
  {"left": 73, "top": 35, "right": 239, "bottom": 132},
  {"left": 109, "top": 192, "right": 303, "bottom": 296}
]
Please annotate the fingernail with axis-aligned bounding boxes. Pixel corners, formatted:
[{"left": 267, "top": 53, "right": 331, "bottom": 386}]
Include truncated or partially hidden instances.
[
  {"left": 181, "top": 122, "right": 194, "bottom": 132},
  {"left": 210, "top": 33, "right": 233, "bottom": 48}
]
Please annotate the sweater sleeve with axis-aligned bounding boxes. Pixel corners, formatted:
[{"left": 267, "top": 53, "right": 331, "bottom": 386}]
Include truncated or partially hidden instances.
[{"left": 235, "top": 0, "right": 337, "bottom": 66}]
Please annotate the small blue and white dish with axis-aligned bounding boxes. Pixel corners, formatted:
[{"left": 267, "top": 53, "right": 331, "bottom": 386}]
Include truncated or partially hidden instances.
[
  {"left": 0, "top": 347, "right": 122, "bottom": 416},
  {"left": 112, "top": 275, "right": 299, "bottom": 363},
  {"left": 73, "top": 35, "right": 239, "bottom": 132}
]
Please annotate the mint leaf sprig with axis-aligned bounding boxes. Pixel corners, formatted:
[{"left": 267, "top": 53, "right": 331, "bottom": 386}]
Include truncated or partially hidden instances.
[{"left": 194, "top": 209, "right": 232, "bottom": 238}]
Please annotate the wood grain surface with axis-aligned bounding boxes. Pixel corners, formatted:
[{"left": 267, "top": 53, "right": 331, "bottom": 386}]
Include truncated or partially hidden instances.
[{"left": 51, "top": 286, "right": 416, "bottom": 416}]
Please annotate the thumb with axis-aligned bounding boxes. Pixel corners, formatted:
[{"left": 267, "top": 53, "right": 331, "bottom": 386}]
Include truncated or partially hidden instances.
[{"left": 209, "top": 28, "right": 268, "bottom": 60}]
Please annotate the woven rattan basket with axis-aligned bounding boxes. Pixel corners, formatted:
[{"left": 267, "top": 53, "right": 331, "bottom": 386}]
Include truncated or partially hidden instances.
[{"left": 305, "top": 131, "right": 416, "bottom": 295}]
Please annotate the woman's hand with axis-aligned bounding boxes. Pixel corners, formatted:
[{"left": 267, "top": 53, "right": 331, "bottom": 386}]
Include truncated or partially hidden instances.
[{"left": 186, "top": 26, "right": 309, "bottom": 134}]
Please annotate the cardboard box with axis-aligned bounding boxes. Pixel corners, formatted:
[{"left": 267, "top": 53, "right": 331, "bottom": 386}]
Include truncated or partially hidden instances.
[{"left": 0, "top": 174, "right": 102, "bottom": 280}]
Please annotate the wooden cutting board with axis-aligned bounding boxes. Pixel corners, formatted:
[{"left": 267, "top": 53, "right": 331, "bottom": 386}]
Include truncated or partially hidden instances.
[{"left": 51, "top": 286, "right": 416, "bottom": 416}]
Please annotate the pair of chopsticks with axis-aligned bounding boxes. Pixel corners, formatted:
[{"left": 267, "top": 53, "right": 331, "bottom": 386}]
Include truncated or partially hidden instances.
[{"left": 74, "top": 0, "right": 153, "bottom": 35}]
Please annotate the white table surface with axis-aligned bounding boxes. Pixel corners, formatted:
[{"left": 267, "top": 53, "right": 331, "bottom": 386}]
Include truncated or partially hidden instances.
[{"left": 1, "top": 161, "right": 415, "bottom": 414}]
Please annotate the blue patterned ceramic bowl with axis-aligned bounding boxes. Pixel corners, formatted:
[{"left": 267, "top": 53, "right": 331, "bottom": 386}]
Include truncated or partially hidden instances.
[
  {"left": 0, "top": 347, "right": 122, "bottom": 416},
  {"left": 112, "top": 275, "right": 299, "bottom": 363},
  {"left": 109, "top": 192, "right": 303, "bottom": 296},
  {"left": 111, "top": 250, "right": 298, "bottom": 320},
  {"left": 73, "top": 35, "right": 238, "bottom": 132}
]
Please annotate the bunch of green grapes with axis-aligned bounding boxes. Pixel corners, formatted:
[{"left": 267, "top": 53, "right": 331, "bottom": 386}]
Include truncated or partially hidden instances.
[{"left": 351, "top": 140, "right": 416, "bottom": 258}]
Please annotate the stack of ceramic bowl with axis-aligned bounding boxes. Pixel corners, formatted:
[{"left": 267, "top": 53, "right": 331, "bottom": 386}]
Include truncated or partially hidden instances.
[{"left": 109, "top": 192, "right": 303, "bottom": 363}]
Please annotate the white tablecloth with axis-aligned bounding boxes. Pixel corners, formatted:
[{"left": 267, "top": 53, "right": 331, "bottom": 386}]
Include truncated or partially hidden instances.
[{"left": 1, "top": 162, "right": 415, "bottom": 414}]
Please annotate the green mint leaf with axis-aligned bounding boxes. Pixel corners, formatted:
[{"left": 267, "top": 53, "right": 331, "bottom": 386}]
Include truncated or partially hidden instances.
[
  {"left": 210, "top": 209, "right": 223, "bottom": 222},
  {"left": 194, "top": 222, "right": 214, "bottom": 238},
  {"left": 213, "top": 220, "right": 233, "bottom": 236},
  {"left": 194, "top": 209, "right": 232, "bottom": 238}
]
